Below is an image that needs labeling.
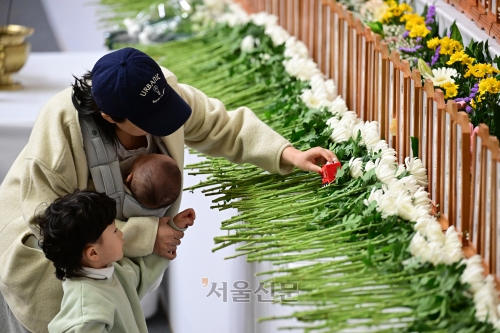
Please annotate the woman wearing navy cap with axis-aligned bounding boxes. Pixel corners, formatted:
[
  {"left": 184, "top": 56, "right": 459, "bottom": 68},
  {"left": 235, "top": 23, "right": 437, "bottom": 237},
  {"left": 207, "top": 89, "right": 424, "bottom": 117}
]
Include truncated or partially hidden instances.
[{"left": 0, "top": 47, "right": 337, "bottom": 333}]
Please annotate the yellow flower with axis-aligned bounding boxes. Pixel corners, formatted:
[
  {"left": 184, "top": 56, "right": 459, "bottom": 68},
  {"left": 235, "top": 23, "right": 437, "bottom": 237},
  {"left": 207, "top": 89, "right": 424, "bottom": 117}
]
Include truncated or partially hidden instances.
[
  {"left": 440, "top": 82, "right": 459, "bottom": 99},
  {"left": 439, "top": 37, "right": 462, "bottom": 55},
  {"left": 446, "top": 50, "right": 474, "bottom": 66},
  {"left": 391, "top": 7, "right": 402, "bottom": 17},
  {"left": 403, "top": 15, "right": 425, "bottom": 30},
  {"left": 478, "top": 77, "right": 500, "bottom": 95},
  {"left": 465, "top": 63, "right": 496, "bottom": 78},
  {"left": 398, "top": 3, "right": 413, "bottom": 13},
  {"left": 427, "top": 37, "right": 440, "bottom": 49},
  {"left": 470, "top": 98, "right": 476, "bottom": 108},
  {"left": 381, "top": 11, "right": 393, "bottom": 23},
  {"left": 409, "top": 24, "right": 430, "bottom": 38}
]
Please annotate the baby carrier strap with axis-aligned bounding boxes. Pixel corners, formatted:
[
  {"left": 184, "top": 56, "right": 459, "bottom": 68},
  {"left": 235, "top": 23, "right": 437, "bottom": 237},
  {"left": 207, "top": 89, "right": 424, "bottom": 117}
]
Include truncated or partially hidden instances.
[{"left": 79, "top": 115, "right": 126, "bottom": 220}]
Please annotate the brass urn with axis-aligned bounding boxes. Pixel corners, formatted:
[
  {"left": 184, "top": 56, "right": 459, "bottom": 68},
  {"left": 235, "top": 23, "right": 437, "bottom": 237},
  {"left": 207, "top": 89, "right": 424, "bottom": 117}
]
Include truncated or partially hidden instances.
[{"left": 0, "top": 25, "right": 34, "bottom": 90}]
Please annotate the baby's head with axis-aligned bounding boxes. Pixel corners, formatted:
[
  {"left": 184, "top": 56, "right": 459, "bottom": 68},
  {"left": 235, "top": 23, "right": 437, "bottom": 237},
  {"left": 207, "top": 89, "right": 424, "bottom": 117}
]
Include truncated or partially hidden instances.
[
  {"left": 125, "top": 154, "right": 181, "bottom": 209},
  {"left": 38, "top": 190, "right": 121, "bottom": 280}
]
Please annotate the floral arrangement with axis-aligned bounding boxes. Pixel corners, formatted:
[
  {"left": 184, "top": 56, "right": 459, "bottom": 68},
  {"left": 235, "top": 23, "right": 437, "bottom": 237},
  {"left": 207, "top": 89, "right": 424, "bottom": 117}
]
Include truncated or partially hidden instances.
[
  {"left": 356, "top": 0, "right": 500, "bottom": 138},
  {"left": 99, "top": 0, "right": 500, "bottom": 331}
]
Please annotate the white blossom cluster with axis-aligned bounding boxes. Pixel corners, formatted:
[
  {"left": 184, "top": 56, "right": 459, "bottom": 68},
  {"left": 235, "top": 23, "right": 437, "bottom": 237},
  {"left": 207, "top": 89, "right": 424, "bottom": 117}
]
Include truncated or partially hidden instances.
[
  {"left": 205, "top": 2, "right": 497, "bottom": 325},
  {"left": 460, "top": 255, "right": 500, "bottom": 328}
]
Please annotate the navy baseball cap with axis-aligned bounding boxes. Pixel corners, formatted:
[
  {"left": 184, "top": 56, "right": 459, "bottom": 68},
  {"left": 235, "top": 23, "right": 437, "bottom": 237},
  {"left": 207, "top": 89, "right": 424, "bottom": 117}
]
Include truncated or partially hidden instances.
[{"left": 91, "top": 47, "right": 192, "bottom": 136}]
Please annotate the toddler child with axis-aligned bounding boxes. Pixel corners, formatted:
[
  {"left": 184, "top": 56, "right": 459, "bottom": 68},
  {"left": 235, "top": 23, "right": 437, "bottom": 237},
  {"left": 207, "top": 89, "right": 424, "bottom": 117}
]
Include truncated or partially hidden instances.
[{"left": 38, "top": 189, "right": 195, "bottom": 333}]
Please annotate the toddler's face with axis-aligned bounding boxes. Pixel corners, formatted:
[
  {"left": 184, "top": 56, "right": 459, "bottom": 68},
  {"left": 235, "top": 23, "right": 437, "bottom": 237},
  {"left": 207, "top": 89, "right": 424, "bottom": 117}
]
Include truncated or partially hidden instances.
[{"left": 96, "top": 220, "right": 124, "bottom": 264}]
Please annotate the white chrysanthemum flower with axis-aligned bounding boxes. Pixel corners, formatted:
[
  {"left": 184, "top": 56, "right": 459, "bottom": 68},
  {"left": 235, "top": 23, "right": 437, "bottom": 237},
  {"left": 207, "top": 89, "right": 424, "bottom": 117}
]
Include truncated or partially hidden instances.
[
  {"left": 409, "top": 232, "right": 429, "bottom": 259},
  {"left": 412, "top": 187, "right": 432, "bottom": 212},
  {"left": 364, "top": 187, "right": 384, "bottom": 207},
  {"left": 330, "top": 125, "right": 351, "bottom": 142},
  {"left": 204, "top": 0, "right": 228, "bottom": 13},
  {"left": 301, "top": 89, "right": 330, "bottom": 109},
  {"left": 339, "top": 111, "right": 358, "bottom": 127},
  {"left": 370, "top": 139, "right": 390, "bottom": 155},
  {"left": 327, "top": 96, "right": 348, "bottom": 116},
  {"left": 284, "top": 37, "right": 309, "bottom": 58},
  {"left": 395, "top": 164, "right": 406, "bottom": 177},
  {"left": 240, "top": 35, "right": 255, "bottom": 52},
  {"left": 362, "top": 121, "right": 380, "bottom": 149},
  {"left": 422, "top": 67, "right": 458, "bottom": 86},
  {"left": 405, "top": 157, "right": 428, "bottom": 187},
  {"left": 365, "top": 160, "right": 376, "bottom": 172},
  {"left": 413, "top": 216, "right": 435, "bottom": 233},
  {"left": 265, "top": 24, "right": 290, "bottom": 46},
  {"left": 351, "top": 121, "right": 365, "bottom": 140},
  {"left": 349, "top": 157, "right": 363, "bottom": 179},
  {"left": 324, "top": 79, "right": 337, "bottom": 101},
  {"left": 283, "top": 56, "right": 321, "bottom": 81},
  {"left": 422, "top": 220, "right": 446, "bottom": 244},
  {"left": 250, "top": 12, "right": 278, "bottom": 27},
  {"left": 326, "top": 117, "right": 340, "bottom": 129},
  {"left": 377, "top": 192, "right": 399, "bottom": 218},
  {"left": 443, "top": 226, "right": 463, "bottom": 264},
  {"left": 426, "top": 241, "right": 447, "bottom": 266},
  {"left": 460, "top": 255, "right": 485, "bottom": 293},
  {"left": 218, "top": 10, "right": 250, "bottom": 27},
  {"left": 374, "top": 159, "right": 396, "bottom": 184},
  {"left": 396, "top": 195, "right": 417, "bottom": 221},
  {"left": 473, "top": 275, "right": 499, "bottom": 323}
]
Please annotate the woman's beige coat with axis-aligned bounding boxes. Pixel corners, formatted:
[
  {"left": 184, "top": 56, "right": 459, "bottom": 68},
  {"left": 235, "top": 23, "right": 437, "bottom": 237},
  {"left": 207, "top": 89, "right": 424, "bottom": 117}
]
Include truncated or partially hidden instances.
[{"left": 0, "top": 68, "right": 293, "bottom": 333}]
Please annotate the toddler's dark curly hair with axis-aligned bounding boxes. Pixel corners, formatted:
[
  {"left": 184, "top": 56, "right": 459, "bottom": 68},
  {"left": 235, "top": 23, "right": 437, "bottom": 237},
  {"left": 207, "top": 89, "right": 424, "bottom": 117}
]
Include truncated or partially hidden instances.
[{"left": 37, "top": 189, "right": 116, "bottom": 280}]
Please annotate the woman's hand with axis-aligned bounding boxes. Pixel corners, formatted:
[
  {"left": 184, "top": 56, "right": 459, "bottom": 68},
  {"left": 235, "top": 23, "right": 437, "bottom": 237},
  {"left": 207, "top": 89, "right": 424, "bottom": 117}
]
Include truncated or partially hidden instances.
[
  {"left": 153, "top": 216, "right": 184, "bottom": 260},
  {"left": 281, "top": 146, "right": 338, "bottom": 174}
]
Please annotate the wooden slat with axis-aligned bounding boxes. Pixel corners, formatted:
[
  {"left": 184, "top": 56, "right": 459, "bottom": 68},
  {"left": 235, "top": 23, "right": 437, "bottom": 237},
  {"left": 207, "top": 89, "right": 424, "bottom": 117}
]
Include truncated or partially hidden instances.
[
  {"left": 411, "top": 69, "right": 422, "bottom": 158},
  {"left": 310, "top": 0, "right": 318, "bottom": 61},
  {"left": 389, "top": 51, "right": 400, "bottom": 150},
  {"left": 363, "top": 26, "right": 373, "bottom": 122},
  {"left": 346, "top": 10, "right": 355, "bottom": 111},
  {"left": 354, "top": 18, "right": 364, "bottom": 118},
  {"left": 379, "top": 42, "right": 390, "bottom": 141},
  {"left": 321, "top": 0, "right": 330, "bottom": 75},
  {"left": 300, "top": 0, "right": 310, "bottom": 48},
  {"left": 470, "top": 124, "right": 489, "bottom": 253},
  {"left": 456, "top": 112, "right": 471, "bottom": 245},
  {"left": 423, "top": 79, "right": 434, "bottom": 174},
  {"left": 432, "top": 89, "right": 445, "bottom": 208},
  {"left": 401, "top": 60, "right": 412, "bottom": 161},
  {"left": 482, "top": 136, "right": 499, "bottom": 272},
  {"left": 278, "top": 0, "right": 285, "bottom": 28},
  {"left": 446, "top": 101, "right": 459, "bottom": 226},
  {"left": 335, "top": 2, "right": 345, "bottom": 99},
  {"left": 371, "top": 34, "right": 381, "bottom": 124},
  {"left": 328, "top": 0, "right": 337, "bottom": 83},
  {"left": 493, "top": 141, "right": 500, "bottom": 279}
]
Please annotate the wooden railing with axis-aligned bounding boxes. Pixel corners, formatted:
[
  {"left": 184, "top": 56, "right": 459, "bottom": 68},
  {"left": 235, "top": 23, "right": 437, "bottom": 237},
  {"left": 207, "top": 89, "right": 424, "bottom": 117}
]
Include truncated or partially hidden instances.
[{"left": 237, "top": 0, "right": 500, "bottom": 281}]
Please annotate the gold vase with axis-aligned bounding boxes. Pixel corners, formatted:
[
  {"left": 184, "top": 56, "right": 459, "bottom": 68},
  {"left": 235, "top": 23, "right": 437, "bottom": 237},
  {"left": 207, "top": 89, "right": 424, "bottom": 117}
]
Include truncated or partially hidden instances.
[{"left": 0, "top": 25, "right": 34, "bottom": 90}]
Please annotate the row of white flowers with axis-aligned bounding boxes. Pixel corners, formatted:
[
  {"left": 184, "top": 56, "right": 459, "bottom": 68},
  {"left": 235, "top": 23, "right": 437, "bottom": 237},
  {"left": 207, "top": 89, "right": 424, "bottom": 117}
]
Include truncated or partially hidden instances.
[{"left": 216, "top": 1, "right": 500, "bottom": 328}]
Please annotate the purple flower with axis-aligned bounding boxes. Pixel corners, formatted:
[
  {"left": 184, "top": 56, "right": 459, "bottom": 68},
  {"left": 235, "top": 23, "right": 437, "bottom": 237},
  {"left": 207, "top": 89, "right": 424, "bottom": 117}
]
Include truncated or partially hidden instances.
[
  {"left": 399, "top": 45, "right": 423, "bottom": 53},
  {"left": 425, "top": 6, "right": 436, "bottom": 25},
  {"left": 431, "top": 46, "right": 441, "bottom": 66},
  {"left": 403, "top": 30, "right": 409, "bottom": 38},
  {"left": 466, "top": 105, "right": 472, "bottom": 113},
  {"left": 470, "top": 83, "right": 479, "bottom": 97},
  {"left": 455, "top": 97, "right": 471, "bottom": 103},
  {"left": 416, "top": 37, "right": 422, "bottom": 43}
]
